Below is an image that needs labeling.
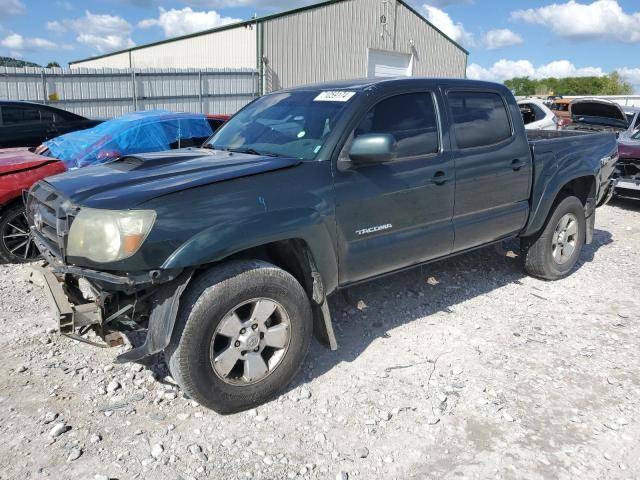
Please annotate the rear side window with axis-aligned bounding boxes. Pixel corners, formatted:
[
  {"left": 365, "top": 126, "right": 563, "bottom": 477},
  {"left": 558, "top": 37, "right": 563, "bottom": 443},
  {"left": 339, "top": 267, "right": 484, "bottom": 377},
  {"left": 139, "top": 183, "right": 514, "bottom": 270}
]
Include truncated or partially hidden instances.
[
  {"left": 354, "top": 92, "right": 440, "bottom": 158},
  {"left": 2, "top": 106, "right": 40, "bottom": 125},
  {"left": 447, "top": 91, "right": 512, "bottom": 149}
]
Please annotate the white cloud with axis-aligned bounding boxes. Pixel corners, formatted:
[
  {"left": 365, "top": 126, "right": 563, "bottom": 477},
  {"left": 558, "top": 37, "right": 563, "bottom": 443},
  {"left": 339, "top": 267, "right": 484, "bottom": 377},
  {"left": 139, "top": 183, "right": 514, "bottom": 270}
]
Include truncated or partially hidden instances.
[
  {"left": 1, "top": 33, "right": 57, "bottom": 50},
  {"left": 0, "top": 0, "right": 25, "bottom": 16},
  {"left": 481, "top": 28, "right": 523, "bottom": 49},
  {"left": 467, "top": 59, "right": 606, "bottom": 82},
  {"left": 60, "top": 11, "right": 135, "bottom": 53},
  {"left": 47, "top": 21, "right": 67, "bottom": 34},
  {"left": 512, "top": 0, "right": 640, "bottom": 43},
  {"left": 422, "top": 4, "right": 474, "bottom": 46},
  {"left": 618, "top": 68, "right": 640, "bottom": 87},
  {"left": 139, "top": 7, "right": 241, "bottom": 38}
]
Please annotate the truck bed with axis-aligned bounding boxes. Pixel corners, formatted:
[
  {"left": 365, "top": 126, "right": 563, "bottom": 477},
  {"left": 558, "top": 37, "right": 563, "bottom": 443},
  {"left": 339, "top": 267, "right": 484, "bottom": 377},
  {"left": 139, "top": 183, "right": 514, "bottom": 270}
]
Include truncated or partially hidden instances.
[
  {"left": 521, "top": 128, "right": 618, "bottom": 237},
  {"left": 526, "top": 128, "right": 601, "bottom": 144}
]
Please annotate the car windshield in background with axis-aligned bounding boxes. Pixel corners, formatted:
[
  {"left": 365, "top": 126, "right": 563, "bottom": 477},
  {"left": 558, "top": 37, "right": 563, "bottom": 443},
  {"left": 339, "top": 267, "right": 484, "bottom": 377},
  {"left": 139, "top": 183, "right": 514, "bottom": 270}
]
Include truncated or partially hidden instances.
[{"left": 206, "top": 90, "right": 356, "bottom": 160}]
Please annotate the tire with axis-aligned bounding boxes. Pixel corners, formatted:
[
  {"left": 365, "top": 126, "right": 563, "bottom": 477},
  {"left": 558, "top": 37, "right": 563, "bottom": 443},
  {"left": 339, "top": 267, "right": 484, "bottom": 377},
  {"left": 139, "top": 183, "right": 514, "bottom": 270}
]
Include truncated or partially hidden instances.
[
  {"left": 523, "top": 195, "right": 586, "bottom": 280},
  {"left": 165, "top": 260, "right": 313, "bottom": 414},
  {"left": 0, "top": 203, "right": 40, "bottom": 264}
]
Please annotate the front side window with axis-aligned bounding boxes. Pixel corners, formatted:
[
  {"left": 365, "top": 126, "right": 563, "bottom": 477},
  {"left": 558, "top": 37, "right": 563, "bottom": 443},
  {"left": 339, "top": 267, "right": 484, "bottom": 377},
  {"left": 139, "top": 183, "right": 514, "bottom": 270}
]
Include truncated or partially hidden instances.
[
  {"left": 353, "top": 92, "right": 440, "bottom": 158},
  {"left": 207, "top": 90, "right": 356, "bottom": 160},
  {"left": 448, "top": 91, "right": 512, "bottom": 149}
]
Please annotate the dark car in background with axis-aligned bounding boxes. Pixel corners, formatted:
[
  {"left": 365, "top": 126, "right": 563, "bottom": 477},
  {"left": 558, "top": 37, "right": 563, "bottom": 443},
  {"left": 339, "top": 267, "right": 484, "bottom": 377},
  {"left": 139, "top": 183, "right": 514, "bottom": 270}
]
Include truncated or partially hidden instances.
[{"left": 0, "top": 101, "right": 102, "bottom": 148}]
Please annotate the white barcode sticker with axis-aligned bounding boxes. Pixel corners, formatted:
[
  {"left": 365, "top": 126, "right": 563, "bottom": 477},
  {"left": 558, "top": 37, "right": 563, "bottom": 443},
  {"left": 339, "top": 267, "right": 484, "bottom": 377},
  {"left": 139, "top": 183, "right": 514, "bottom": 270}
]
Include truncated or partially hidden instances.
[{"left": 314, "top": 91, "right": 356, "bottom": 102}]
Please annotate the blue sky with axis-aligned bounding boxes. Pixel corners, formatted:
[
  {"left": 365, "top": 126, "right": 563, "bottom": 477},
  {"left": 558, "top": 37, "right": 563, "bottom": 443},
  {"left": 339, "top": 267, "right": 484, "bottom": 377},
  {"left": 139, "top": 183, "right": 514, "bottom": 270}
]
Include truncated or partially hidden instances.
[{"left": 1, "top": 0, "right": 639, "bottom": 90}]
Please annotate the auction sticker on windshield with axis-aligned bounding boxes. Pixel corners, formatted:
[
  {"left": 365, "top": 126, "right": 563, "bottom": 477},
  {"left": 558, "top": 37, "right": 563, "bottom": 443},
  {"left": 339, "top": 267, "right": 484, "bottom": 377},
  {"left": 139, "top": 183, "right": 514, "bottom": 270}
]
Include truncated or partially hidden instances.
[{"left": 314, "top": 91, "right": 356, "bottom": 102}]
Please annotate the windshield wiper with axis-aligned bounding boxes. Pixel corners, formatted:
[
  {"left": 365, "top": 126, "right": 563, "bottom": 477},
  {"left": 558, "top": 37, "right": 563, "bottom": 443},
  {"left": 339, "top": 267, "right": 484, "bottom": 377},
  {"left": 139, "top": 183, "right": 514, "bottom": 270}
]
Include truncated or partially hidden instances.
[{"left": 226, "top": 148, "right": 283, "bottom": 157}]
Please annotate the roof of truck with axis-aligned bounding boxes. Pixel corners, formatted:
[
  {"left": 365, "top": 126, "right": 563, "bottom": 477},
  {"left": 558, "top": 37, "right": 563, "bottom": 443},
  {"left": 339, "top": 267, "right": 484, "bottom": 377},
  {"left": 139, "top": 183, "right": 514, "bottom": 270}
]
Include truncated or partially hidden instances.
[{"left": 281, "top": 77, "right": 508, "bottom": 93}]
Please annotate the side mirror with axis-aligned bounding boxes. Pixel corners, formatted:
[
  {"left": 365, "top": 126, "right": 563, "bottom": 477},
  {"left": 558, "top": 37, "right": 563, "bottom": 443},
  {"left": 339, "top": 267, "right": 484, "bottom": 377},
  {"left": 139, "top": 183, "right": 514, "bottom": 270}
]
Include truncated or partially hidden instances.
[{"left": 349, "top": 134, "right": 396, "bottom": 165}]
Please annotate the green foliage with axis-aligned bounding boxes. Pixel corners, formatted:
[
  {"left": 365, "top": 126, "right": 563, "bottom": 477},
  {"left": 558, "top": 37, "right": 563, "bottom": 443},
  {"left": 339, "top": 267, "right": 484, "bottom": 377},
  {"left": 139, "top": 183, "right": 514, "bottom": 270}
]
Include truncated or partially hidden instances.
[
  {"left": 46, "top": 61, "right": 61, "bottom": 68},
  {"left": 505, "top": 74, "right": 634, "bottom": 96},
  {"left": 0, "top": 56, "right": 41, "bottom": 68}
]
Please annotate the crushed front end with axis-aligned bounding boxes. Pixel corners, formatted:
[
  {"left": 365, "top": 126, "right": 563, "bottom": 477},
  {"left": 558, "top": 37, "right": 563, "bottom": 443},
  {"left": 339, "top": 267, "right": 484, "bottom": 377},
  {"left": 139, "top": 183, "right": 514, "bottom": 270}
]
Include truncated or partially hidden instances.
[
  {"left": 613, "top": 157, "right": 640, "bottom": 199},
  {"left": 25, "top": 181, "right": 190, "bottom": 362}
]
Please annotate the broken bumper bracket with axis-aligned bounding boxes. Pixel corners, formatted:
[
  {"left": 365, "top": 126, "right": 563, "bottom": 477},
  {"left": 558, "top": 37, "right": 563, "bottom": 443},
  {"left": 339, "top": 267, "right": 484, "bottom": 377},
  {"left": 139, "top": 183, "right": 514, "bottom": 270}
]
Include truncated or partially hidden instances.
[{"left": 27, "top": 265, "right": 103, "bottom": 338}]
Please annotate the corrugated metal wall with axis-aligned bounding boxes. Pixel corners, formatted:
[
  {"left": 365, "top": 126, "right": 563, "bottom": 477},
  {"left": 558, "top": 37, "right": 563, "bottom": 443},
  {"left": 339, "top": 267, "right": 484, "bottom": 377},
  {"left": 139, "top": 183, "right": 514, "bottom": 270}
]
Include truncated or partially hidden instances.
[
  {"left": 395, "top": 2, "right": 467, "bottom": 78},
  {"left": 262, "top": 0, "right": 466, "bottom": 91},
  {"left": 71, "top": 26, "right": 257, "bottom": 70},
  {"left": 0, "top": 67, "right": 258, "bottom": 118}
]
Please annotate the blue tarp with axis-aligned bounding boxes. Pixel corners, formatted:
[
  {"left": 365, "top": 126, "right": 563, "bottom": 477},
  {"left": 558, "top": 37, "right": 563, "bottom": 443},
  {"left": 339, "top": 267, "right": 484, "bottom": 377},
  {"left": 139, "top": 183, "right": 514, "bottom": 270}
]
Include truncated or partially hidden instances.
[{"left": 44, "top": 110, "right": 213, "bottom": 169}]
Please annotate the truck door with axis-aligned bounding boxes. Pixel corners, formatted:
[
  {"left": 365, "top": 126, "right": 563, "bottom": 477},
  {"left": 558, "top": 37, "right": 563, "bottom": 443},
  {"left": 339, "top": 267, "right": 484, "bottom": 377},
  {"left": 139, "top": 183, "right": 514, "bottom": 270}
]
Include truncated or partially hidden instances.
[
  {"left": 334, "top": 90, "right": 455, "bottom": 285},
  {"left": 445, "top": 89, "right": 532, "bottom": 252}
]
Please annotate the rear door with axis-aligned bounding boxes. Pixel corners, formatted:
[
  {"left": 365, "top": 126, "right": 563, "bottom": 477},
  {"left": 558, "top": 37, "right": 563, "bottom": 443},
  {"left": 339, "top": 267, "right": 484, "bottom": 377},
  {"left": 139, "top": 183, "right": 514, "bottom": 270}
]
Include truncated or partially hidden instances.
[
  {"left": 446, "top": 89, "right": 532, "bottom": 252},
  {"left": 334, "top": 89, "right": 455, "bottom": 284}
]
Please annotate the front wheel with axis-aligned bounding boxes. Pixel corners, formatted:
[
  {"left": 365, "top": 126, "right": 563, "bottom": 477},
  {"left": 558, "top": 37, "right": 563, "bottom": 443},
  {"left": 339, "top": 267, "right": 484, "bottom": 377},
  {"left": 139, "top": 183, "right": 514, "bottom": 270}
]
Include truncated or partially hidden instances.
[
  {"left": 0, "top": 203, "right": 41, "bottom": 264},
  {"left": 165, "top": 260, "right": 313, "bottom": 414},
  {"left": 523, "top": 195, "right": 586, "bottom": 280}
]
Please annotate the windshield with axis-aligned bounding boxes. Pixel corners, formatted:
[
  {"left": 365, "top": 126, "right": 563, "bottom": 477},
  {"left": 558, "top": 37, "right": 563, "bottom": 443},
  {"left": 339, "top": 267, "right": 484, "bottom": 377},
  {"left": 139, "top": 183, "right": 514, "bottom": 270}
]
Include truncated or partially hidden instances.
[
  {"left": 632, "top": 129, "right": 640, "bottom": 140},
  {"left": 205, "top": 90, "right": 357, "bottom": 160}
]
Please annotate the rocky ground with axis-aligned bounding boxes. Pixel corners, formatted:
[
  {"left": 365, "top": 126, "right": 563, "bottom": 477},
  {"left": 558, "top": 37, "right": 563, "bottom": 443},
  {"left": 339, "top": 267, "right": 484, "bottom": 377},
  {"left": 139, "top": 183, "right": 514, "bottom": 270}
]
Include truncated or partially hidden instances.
[{"left": 0, "top": 200, "right": 639, "bottom": 480}]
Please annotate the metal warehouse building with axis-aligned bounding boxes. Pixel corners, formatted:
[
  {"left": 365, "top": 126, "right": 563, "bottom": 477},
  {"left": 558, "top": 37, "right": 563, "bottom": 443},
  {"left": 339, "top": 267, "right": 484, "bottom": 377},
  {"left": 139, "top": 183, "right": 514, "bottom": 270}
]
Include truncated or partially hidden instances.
[{"left": 70, "top": 0, "right": 468, "bottom": 95}]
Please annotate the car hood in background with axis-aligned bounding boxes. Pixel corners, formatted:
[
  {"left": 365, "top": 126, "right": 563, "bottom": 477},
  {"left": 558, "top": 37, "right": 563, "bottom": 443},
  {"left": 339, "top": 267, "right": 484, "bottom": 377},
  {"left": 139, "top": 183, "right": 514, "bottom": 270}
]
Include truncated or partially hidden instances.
[
  {"left": 45, "top": 148, "right": 302, "bottom": 209},
  {"left": 570, "top": 99, "right": 628, "bottom": 129},
  {"left": 618, "top": 141, "right": 640, "bottom": 160},
  {"left": 0, "top": 148, "right": 59, "bottom": 175}
]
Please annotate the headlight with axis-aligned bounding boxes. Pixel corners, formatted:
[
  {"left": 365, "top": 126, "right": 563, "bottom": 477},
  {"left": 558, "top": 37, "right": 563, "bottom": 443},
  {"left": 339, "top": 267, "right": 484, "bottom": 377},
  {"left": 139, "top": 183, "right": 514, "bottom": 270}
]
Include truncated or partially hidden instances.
[{"left": 67, "top": 208, "right": 156, "bottom": 263}]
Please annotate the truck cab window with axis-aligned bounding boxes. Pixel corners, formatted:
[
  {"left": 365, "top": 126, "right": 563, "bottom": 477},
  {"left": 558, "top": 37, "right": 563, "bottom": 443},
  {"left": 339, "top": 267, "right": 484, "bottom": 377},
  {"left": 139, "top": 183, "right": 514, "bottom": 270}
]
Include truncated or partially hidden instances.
[
  {"left": 448, "top": 91, "right": 512, "bottom": 149},
  {"left": 354, "top": 92, "right": 440, "bottom": 158}
]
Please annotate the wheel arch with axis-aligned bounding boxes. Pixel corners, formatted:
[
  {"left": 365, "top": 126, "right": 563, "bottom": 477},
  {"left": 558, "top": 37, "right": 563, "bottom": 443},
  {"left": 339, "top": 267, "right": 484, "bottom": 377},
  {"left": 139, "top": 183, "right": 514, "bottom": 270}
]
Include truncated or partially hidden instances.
[{"left": 522, "top": 173, "right": 597, "bottom": 238}]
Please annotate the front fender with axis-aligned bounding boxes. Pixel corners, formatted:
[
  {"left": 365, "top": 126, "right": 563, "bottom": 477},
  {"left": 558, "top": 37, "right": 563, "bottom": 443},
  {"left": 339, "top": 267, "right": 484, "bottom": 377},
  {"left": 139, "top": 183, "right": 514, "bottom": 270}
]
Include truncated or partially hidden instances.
[{"left": 161, "top": 208, "right": 339, "bottom": 294}]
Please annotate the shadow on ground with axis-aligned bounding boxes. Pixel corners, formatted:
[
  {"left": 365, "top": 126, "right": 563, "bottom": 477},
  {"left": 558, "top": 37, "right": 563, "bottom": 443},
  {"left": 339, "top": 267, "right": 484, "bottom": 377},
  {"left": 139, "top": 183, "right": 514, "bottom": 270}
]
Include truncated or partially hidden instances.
[{"left": 299, "top": 228, "right": 612, "bottom": 388}]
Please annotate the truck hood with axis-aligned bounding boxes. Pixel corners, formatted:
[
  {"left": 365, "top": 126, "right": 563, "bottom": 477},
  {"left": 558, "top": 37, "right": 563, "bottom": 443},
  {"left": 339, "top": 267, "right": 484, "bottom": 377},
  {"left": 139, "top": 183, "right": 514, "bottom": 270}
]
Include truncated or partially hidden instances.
[
  {"left": 570, "top": 99, "right": 628, "bottom": 130},
  {"left": 45, "top": 148, "right": 302, "bottom": 209},
  {"left": 0, "top": 148, "right": 59, "bottom": 175}
]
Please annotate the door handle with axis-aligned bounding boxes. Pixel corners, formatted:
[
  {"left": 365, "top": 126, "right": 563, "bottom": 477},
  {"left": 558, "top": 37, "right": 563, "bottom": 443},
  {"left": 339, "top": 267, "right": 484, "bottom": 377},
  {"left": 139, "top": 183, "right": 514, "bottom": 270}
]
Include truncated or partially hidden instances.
[
  {"left": 511, "top": 159, "right": 526, "bottom": 171},
  {"left": 433, "top": 171, "right": 452, "bottom": 185}
]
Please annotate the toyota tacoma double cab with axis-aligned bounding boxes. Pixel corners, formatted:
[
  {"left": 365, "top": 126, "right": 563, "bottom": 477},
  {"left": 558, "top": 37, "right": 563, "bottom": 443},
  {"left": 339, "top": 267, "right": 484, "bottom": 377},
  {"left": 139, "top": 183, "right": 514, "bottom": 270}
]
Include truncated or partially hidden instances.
[{"left": 27, "top": 78, "right": 617, "bottom": 414}]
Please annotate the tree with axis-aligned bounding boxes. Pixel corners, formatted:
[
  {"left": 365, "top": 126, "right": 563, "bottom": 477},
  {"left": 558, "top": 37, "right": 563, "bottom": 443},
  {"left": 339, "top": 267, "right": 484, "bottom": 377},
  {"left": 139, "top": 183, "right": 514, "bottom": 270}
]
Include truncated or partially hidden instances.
[
  {"left": 46, "top": 61, "right": 61, "bottom": 68},
  {"left": 504, "top": 74, "right": 634, "bottom": 96}
]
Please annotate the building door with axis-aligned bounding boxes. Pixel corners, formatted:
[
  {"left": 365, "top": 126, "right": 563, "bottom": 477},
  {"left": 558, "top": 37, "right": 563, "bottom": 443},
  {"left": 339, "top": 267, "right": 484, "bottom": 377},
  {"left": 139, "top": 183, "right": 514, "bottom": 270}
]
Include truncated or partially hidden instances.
[{"left": 367, "top": 49, "right": 413, "bottom": 78}]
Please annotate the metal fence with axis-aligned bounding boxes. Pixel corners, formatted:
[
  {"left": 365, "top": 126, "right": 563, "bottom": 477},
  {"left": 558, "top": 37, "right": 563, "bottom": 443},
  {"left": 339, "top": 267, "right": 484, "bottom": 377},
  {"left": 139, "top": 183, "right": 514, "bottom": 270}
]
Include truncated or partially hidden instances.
[{"left": 0, "top": 66, "right": 259, "bottom": 118}]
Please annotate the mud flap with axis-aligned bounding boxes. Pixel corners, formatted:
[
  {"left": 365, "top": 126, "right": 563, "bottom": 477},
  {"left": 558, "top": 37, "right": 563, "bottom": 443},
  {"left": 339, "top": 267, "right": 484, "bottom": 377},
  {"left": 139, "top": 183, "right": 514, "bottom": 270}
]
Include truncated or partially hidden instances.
[
  {"left": 312, "top": 300, "right": 338, "bottom": 351},
  {"left": 585, "top": 211, "right": 595, "bottom": 245},
  {"left": 116, "top": 270, "right": 193, "bottom": 364}
]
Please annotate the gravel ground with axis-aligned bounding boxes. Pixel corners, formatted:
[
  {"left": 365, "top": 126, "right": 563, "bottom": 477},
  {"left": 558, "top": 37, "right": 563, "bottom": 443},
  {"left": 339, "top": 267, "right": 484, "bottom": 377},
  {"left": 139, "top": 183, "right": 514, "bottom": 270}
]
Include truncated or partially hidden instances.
[{"left": 0, "top": 200, "right": 639, "bottom": 480}]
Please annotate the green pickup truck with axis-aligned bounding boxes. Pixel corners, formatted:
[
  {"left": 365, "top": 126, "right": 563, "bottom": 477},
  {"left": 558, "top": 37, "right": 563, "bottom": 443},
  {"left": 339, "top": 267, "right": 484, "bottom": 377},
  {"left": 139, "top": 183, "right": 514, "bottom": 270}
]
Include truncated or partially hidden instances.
[{"left": 27, "top": 78, "right": 617, "bottom": 413}]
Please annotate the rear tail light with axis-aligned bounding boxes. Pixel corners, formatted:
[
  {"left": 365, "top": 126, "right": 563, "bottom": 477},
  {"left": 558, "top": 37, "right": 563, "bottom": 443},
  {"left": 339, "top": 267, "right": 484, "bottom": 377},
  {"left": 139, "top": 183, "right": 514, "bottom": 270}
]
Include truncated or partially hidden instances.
[{"left": 556, "top": 117, "right": 572, "bottom": 129}]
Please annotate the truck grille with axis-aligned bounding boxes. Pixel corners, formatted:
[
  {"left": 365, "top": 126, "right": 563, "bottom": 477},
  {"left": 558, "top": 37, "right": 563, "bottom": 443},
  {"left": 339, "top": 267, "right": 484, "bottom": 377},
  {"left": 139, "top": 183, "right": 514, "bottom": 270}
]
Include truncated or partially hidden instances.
[{"left": 26, "top": 182, "right": 75, "bottom": 260}]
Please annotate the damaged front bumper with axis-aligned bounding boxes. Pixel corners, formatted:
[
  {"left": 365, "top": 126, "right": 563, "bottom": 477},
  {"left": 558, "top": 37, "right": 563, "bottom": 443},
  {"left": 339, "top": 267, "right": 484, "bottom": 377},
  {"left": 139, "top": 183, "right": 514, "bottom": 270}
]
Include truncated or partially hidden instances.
[{"left": 28, "top": 263, "right": 193, "bottom": 363}]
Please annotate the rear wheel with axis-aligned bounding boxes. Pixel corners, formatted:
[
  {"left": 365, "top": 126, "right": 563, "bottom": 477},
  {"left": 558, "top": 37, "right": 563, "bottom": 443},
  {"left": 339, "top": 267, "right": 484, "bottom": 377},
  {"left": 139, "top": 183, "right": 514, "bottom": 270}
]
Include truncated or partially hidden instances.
[
  {"left": 165, "top": 260, "right": 313, "bottom": 414},
  {"left": 0, "top": 204, "right": 40, "bottom": 264},
  {"left": 523, "top": 195, "right": 586, "bottom": 280}
]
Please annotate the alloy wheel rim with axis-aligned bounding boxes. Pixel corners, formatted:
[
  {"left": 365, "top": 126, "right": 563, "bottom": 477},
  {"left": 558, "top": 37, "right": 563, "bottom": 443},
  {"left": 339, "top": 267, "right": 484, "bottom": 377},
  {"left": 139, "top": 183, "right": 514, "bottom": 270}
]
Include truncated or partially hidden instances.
[
  {"left": 210, "top": 298, "right": 291, "bottom": 386},
  {"left": 552, "top": 213, "right": 578, "bottom": 265},
  {"left": 2, "top": 210, "right": 38, "bottom": 261}
]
